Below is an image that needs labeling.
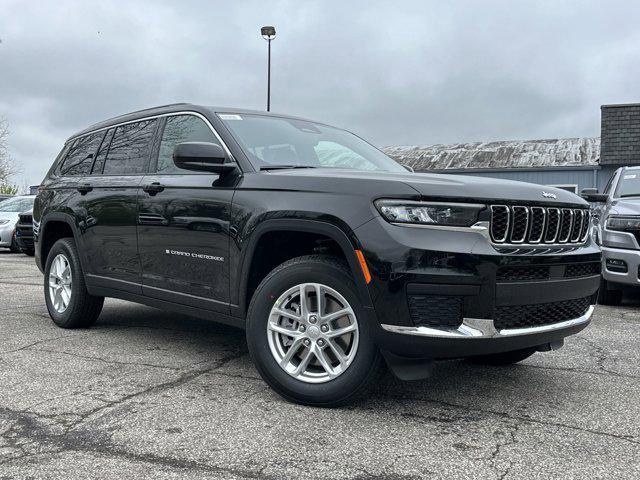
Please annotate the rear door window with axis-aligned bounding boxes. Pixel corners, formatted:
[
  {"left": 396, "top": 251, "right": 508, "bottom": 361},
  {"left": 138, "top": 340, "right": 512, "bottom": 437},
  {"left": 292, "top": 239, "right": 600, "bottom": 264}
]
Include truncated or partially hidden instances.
[
  {"left": 91, "top": 128, "right": 116, "bottom": 174},
  {"left": 59, "top": 131, "right": 105, "bottom": 176},
  {"left": 156, "top": 115, "right": 219, "bottom": 174},
  {"left": 102, "top": 120, "right": 158, "bottom": 175}
]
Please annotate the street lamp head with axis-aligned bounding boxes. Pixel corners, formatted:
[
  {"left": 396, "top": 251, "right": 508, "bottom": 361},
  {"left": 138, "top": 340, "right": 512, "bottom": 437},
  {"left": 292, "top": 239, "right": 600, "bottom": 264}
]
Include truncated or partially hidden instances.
[{"left": 261, "top": 25, "right": 276, "bottom": 41}]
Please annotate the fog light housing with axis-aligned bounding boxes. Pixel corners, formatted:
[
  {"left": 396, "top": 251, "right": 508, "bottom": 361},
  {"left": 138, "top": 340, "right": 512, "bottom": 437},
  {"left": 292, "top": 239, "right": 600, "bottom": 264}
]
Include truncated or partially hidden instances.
[{"left": 606, "top": 258, "right": 628, "bottom": 273}]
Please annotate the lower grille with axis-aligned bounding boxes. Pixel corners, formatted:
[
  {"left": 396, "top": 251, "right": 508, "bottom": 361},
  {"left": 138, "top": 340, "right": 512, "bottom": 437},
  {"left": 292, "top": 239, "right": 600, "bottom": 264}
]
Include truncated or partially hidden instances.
[
  {"left": 497, "top": 265, "right": 550, "bottom": 282},
  {"left": 408, "top": 295, "right": 462, "bottom": 328},
  {"left": 494, "top": 296, "right": 592, "bottom": 330},
  {"left": 564, "top": 262, "right": 601, "bottom": 278}
]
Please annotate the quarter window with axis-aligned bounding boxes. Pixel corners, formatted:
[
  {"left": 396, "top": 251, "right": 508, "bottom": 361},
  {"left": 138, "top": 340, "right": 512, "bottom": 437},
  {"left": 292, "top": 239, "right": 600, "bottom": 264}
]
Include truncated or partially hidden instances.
[
  {"left": 157, "top": 115, "right": 219, "bottom": 174},
  {"left": 59, "top": 132, "right": 105, "bottom": 176},
  {"left": 103, "top": 120, "right": 157, "bottom": 175}
]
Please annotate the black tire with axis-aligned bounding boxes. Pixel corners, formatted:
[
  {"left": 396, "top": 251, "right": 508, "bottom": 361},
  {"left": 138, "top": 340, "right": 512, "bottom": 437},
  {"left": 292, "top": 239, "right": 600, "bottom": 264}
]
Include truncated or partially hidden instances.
[
  {"left": 44, "top": 237, "right": 104, "bottom": 329},
  {"left": 9, "top": 232, "right": 20, "bottom": 253},
  {"left": 597, "top": 277, "right": 623, "bottom": 305},
  {"left": 246, "top": 255, "right": 384, "bottom": 407},
  {"left": 469, "top": 347, "right": 537, "bottom": 366}
]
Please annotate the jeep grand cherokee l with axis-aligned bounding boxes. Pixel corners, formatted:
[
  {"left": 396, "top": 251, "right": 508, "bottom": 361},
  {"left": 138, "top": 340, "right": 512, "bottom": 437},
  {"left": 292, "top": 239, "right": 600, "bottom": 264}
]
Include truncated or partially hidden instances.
[{"left": 33, "top": 104, "right": 601, "bottom": 406}]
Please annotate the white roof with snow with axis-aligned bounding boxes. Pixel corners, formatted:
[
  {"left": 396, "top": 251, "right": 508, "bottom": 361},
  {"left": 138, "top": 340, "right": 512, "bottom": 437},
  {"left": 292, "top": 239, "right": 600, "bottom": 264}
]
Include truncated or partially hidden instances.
[{"left": 383, "top": 137, "right": 600, "bottom": 171}]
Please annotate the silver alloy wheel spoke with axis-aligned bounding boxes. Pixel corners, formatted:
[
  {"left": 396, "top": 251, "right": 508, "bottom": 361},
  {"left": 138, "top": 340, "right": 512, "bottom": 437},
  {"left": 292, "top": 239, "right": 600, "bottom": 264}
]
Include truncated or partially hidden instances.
[
  {"left": 48, "top": 254, "right": 72, "bottom": 314},
  {"left": 267, "top": 282, "right": 359, "bottom": 384}
]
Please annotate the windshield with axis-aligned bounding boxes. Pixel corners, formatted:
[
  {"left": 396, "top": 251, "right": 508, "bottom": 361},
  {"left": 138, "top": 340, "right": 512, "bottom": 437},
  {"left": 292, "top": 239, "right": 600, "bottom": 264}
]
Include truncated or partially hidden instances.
[
  {"left": 218, "top": 113, "right": 406, "bottom": 173},
  {"left": 616, "top": 171, "right": 640, "bottom": 198},
  {"left": 0, "top": 196, "right": 34, "bottom": 213}
]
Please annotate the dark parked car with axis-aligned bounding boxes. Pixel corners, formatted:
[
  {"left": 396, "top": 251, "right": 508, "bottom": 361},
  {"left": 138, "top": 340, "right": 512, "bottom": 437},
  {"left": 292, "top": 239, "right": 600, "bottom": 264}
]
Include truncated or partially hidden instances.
[
  {"left": 15, "top": 209, "right": 35, "bottom": 256},
  {"left": 34, "top": 104, "right": 601, "bottom": 406}
]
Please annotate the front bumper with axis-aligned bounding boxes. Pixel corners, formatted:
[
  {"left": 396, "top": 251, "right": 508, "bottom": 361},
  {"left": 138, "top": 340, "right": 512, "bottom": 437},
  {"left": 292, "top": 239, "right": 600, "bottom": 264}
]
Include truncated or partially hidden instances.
[
  {"left": 356, "top": 216, "right": 601, "bottom": 359},
  {"left": 601, "top": 246, "right": 640, "bottom": 286},
  {"left": 0, "top": 223, "right": 15, "bottom": 247}
]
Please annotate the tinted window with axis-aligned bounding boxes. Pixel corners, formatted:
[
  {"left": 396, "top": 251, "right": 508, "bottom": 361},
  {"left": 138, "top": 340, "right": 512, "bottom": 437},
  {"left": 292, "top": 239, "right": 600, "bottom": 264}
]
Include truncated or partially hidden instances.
[
  {"left": 59, "top": 132, "right": 105, "bottom": 176},
  {"left": 91, "top": 128, "right": 115, "bottom": 174},
  {"left": 103, "top": 120, "right": 157, "bottom": 175},
  {"left": 157, "top": 115, "right": 218, "bottom": 174}
]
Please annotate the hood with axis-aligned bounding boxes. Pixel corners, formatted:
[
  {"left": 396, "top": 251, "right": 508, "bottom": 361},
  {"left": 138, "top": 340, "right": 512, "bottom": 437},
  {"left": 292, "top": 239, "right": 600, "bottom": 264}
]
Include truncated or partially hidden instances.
[
  {"left": 610, "top": 198, "right": 640, "bottom": 216},
  {"left": 270, "top": 169, "right": 588, "bottom": 206},
  {"left": 0, "top": 212, "right": 19, "bottom": 222}
]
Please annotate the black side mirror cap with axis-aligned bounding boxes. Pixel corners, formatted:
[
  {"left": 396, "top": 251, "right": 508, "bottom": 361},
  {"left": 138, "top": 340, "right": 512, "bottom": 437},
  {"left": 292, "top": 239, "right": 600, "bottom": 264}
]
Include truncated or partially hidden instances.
[
  {"left": 173, "top": 142, "right": 237, "bottom": 174},
  {"left": 581, "top": 188, "right": 608, "bottom": 203}
]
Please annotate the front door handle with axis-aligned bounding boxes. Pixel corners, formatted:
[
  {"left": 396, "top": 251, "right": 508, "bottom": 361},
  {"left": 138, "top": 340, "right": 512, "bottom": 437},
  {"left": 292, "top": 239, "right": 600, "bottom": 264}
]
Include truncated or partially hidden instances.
[
  {"left": 142, "top": 182, "right": 165, "bottom": 196},
  {"left": 77, "top": 183, "right": 93, "bottom": 195}
]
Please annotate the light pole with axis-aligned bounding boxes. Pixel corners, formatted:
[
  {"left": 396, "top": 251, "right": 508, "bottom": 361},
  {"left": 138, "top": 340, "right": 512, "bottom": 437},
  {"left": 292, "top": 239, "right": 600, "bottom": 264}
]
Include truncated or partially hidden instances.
[{"left": 261, "top": 26, "right": 276, "bottom": 112}]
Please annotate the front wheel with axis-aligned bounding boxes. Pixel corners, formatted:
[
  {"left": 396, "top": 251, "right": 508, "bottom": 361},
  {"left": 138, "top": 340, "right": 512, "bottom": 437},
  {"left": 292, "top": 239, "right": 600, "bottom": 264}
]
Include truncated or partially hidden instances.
[
  {"left": 246, "top": 255, "right": 383, "bottom": 407},
  {"left": 44, "top": 237, "right": 104, "bottom": 328}
]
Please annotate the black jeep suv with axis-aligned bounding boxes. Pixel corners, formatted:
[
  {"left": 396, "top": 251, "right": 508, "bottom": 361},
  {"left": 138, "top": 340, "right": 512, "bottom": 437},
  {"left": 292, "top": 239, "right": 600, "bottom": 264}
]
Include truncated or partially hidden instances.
[{"left": 34, "top": 104, "right": 601, "bottom": 406}]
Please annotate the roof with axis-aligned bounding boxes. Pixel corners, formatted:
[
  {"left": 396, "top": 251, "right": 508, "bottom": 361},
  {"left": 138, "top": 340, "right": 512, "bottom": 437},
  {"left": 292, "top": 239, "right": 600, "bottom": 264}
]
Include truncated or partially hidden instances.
[
  {"left": 382, "top": 137, "right": 600, "bottom": 171},
  {"left": 69, "top": 103, "right": 316, "bottom": 141}
]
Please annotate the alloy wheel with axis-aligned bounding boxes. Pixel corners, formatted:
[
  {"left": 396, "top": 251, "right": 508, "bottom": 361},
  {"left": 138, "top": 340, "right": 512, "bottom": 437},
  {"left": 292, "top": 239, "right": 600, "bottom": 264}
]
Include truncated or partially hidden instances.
[
  {"left": 49, "top": 254, "right": 72, "bottom": 313},
  {"left": 267, "top": 283, "right": 359, "bottom": 383}
]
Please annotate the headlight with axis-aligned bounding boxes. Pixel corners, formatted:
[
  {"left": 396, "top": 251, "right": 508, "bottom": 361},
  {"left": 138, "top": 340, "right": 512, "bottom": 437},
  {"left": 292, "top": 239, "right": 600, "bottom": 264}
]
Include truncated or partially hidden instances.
[
  {"left": 606, "top": 216, "right": 640, "bottom": 231},
  {"left": 375, "top": 200, "right": 484, "bottom": 227},
  {"left": 0, "top": 220, "right": 10, "bottom": 226}
]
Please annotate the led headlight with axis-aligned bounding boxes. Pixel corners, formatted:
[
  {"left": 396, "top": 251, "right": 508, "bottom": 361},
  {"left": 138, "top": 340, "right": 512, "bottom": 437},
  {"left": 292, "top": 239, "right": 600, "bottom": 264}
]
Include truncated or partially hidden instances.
[
  {"left": 606, "top": 216, "right": 640, "bottom": 231},
  {"left": 375, "top": 200, "right": 484, "bottom": 227},
  {"left": 0, "top": 220, "right": 10, "bottom": 226}
]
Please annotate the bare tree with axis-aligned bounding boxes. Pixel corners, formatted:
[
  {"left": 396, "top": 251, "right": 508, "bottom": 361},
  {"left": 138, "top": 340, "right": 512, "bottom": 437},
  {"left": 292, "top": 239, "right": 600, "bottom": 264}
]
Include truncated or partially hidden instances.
[{"left": 0, "top": 117, "right": 19, "bottom": 188}]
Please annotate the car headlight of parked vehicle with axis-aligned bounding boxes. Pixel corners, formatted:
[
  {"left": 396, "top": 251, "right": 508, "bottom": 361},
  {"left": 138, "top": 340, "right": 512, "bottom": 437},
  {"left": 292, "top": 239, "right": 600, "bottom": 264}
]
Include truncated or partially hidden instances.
[
  {"left": 0, "top": 220, "right": 11, "bottom": 226},
  {"left": 606, "top": 215, "right": 640, "bottom": 231},
  {"left": 375, "top": 200, "right": 484, "bottom": 227}
]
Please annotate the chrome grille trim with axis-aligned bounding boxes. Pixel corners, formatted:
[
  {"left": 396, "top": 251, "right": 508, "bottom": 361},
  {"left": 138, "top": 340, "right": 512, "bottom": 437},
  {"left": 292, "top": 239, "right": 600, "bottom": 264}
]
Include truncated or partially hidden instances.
[{"left": 489, "top": 205, "right": 589, "bottom": 246}]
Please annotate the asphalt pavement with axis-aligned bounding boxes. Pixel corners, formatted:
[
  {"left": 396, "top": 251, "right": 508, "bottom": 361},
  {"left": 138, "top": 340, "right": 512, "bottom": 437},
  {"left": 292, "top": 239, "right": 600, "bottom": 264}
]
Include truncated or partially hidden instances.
[{"left": 0, "top": 250, "right": 638, "bottom": 479}]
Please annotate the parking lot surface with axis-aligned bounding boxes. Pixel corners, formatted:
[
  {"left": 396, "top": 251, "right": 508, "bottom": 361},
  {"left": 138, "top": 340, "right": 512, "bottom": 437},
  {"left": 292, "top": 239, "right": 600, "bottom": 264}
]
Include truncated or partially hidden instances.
[{"left": 0, "top": 251, "right": 638, "bottom": 479}]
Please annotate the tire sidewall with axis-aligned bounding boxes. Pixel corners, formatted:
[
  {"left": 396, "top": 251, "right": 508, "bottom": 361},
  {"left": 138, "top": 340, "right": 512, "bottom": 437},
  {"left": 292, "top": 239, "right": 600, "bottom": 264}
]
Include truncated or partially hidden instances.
[
  {"left": 246, "top": 258, "right": 378, "bottom": 405},
  {"left": 44, "top": 239, "right": 83, "bottom": 327}
]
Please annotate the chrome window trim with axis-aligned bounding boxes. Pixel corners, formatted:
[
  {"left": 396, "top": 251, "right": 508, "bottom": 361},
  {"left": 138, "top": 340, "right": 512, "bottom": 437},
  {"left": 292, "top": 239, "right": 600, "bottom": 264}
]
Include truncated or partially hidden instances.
[{"left": 66, "top": 111, "right": 237, "bottom": 165}]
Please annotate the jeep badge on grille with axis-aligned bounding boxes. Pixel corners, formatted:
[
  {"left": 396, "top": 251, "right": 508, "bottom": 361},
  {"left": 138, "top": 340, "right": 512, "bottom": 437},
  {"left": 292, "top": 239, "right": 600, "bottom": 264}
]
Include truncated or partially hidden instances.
[{"left": 542, "top": 191, "right": 557, "bottom": 199}]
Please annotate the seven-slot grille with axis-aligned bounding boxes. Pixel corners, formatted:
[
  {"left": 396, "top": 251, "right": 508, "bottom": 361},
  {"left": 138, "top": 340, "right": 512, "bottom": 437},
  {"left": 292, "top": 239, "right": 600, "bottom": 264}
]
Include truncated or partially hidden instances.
[{"left": 490, "top": 205, "right": 590, "bottom": 245}]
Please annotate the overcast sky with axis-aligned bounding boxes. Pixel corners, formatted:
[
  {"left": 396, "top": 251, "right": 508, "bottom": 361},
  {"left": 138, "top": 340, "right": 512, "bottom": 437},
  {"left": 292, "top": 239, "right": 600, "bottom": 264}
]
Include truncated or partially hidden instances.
[{"left": 1, "top": 0, "right": 640, "bottom": 186}]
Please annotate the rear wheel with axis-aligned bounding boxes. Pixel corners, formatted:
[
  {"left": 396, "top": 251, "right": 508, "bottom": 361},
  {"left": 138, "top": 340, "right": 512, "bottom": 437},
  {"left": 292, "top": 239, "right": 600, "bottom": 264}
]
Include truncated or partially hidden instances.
[
  {"left": 469, "top": 347, "right": 536, "bottom": 366},
  {"left": 598, "top": 277, "right": 623, "bottom": 305},
  {"left": 44, "top": 238, "right": 104, "bottom": 328},
  {"left": 246, "top": 255, "right": 383, "bottom": 407}
]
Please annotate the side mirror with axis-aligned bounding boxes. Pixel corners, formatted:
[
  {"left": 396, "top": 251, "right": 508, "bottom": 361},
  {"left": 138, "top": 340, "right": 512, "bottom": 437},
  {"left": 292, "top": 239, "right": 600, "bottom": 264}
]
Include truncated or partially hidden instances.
[
  {"left": 581, "top": 188, "right": 608, "bottom": 203},
  {"left": 173, "top": 142, "right": 237, "bottom": 174}
]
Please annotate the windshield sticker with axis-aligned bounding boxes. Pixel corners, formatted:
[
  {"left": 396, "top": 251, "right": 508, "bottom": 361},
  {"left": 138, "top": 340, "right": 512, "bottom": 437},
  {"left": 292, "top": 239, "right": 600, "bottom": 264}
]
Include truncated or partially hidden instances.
[
  {"left": 624, "top": 174, "right": 637, "bottom": 179},
  {"left": 219, "top": 114, "right": 242, "bottom": 121}
]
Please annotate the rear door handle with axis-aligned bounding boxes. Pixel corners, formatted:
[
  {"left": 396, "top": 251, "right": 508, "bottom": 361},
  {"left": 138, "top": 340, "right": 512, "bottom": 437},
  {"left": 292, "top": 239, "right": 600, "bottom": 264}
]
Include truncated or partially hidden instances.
[
  {"left": 77, "top": 183, "right": 93, "bottom": 195},
  {"left": 142, "top": 182, "right": 165, "bottom": 196}
]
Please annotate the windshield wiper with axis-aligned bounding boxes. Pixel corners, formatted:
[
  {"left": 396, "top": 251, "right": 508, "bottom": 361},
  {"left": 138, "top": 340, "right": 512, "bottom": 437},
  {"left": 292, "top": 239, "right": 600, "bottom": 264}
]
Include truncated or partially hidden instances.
[
  {"left": 260, "top": 165, "right": 317, "bottom": 171},
  {"left": 619, "top": 193, "right": 640, "bottom": 198}
]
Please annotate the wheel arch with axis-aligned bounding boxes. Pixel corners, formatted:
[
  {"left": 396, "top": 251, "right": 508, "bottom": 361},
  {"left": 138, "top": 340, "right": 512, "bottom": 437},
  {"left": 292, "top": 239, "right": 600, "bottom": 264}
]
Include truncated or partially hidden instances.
[
  {"left": 233, "top": 219, "right": 373, "bottom": 318},
  {"left": 38, "top": 212, "right": 88, "bottom": 273}
]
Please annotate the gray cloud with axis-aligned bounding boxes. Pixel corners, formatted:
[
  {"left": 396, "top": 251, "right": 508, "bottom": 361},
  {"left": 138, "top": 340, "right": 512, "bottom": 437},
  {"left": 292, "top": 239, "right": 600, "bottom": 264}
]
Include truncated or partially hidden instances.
[{"left": 1, "top": 0, "right": 640, "bottom": 185}]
